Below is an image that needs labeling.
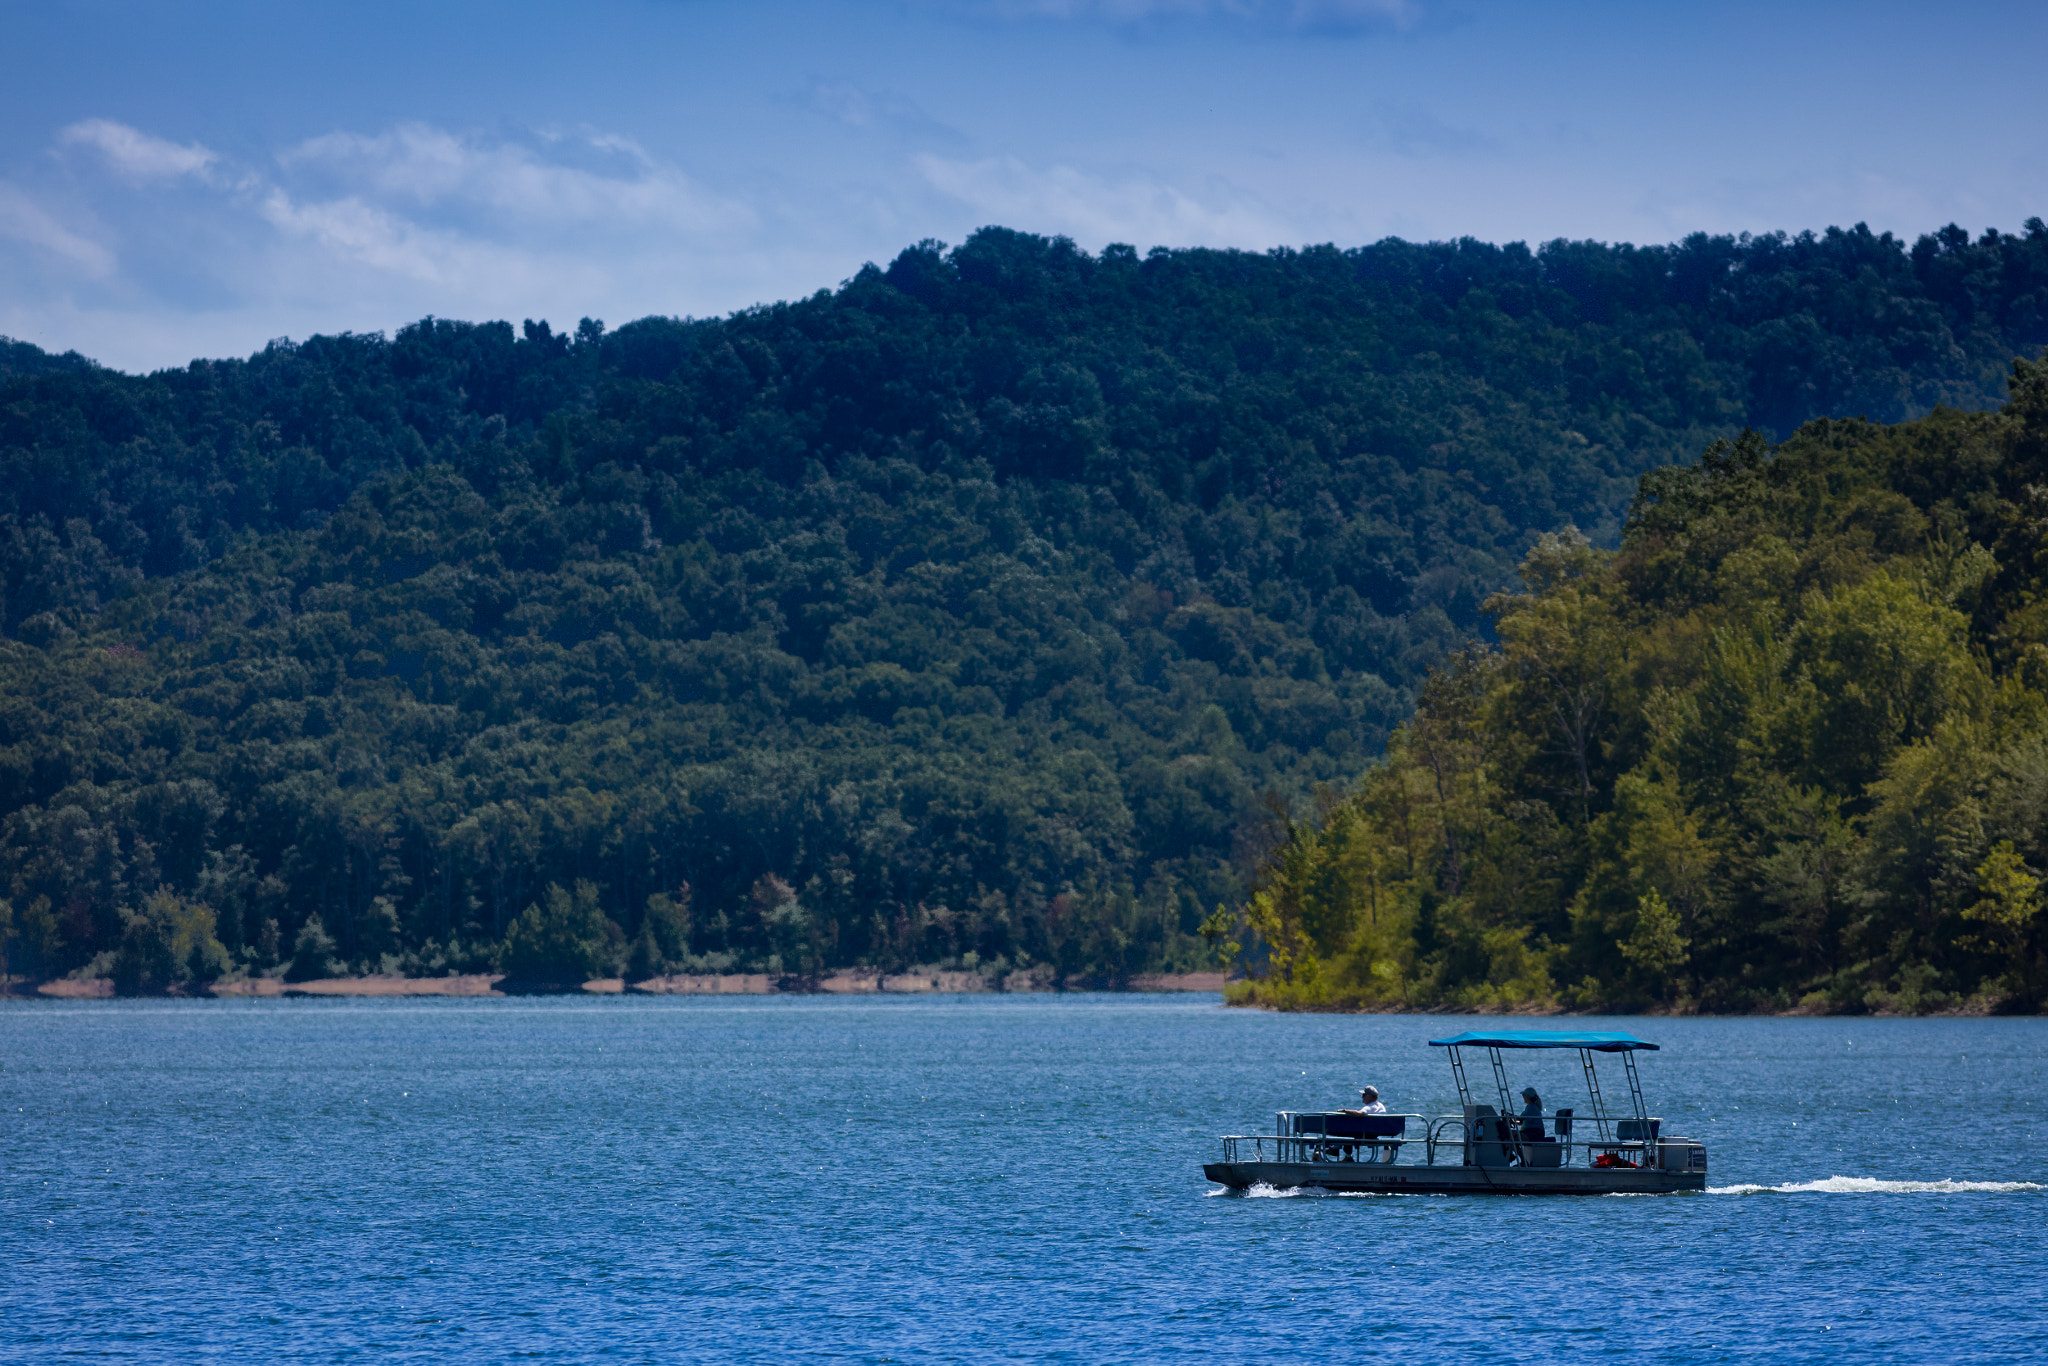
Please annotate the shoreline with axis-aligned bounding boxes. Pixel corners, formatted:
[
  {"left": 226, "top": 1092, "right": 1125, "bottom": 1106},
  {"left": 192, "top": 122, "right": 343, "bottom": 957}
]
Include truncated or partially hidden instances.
[
  {"left": 3, "top": 973, "right": 2024, "bottom": 1015},
  {"left": 13, "top": 970, "right": 1233, "bottom": 1000}
]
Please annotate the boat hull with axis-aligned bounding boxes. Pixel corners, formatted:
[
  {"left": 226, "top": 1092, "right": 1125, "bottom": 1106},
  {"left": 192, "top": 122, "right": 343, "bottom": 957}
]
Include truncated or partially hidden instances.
[{"left": 1203, "top": 1161, "right": 1706, "bottom": 1195}]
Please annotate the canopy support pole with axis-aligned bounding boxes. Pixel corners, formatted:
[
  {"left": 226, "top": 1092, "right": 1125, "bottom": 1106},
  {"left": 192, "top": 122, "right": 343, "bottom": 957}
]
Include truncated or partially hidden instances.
[
  {"left": 1485, "top": 1046, "right": 1514, "bottom": 1116},
  {"left": 1579, "top": 1047, "right": 1613, "bottom": 1143},
  {"left": 1621, "top": 1051, "right": 1649, "bottom": 1122},
  {"left": 1446, "top": 1046, "right": 1474, "bottom": 1108}
]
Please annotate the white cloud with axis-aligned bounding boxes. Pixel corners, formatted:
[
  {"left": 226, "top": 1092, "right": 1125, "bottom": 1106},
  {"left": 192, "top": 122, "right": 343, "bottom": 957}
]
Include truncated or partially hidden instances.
[
  {"left": 59, "top": 119, "right": 218, "bottom": 183},
  {"left": 255, "top": 188, "right": 631, "bottom": 307},
  {"left": 916, "top": 153, "right": 1292, "bottom": 248},
  {"left": 0, "top": 182, "right": 114, "bottom": 276},
  {"left": 258, "top": 190, "right": 451, "bottom": 284},
  {"left": 0, "top": 116, "right": 834, "bottom": 369},
  {"left": 280, "top": 124, "right": 750, "bottom": 234}
]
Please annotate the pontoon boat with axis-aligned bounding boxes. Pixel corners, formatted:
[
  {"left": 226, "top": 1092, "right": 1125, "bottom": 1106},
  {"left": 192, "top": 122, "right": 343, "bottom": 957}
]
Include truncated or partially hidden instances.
[{"left": 1203, "top": 1030, "right": 1707, "bottom": 1195}]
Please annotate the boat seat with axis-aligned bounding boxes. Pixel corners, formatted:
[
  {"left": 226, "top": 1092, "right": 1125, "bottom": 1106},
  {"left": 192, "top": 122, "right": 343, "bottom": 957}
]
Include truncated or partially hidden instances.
[
  {"left": 1295, "top": 1112, "right": 1407, "bottom": 1162},
  {"left": 1324, "top": 1115, "right": 1406, "bottom": 1139},
  {"left": 1293, "top": 1113, "right": 1406, "bottom": 1138},
  {"left": 1592, "top": 1117, "right": 1661, "bottom": 1162}
]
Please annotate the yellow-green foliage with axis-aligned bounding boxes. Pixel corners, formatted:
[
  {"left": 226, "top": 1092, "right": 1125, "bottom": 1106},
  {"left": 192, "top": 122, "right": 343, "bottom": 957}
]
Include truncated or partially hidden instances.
[
  {"left": 110, "top": 890, "right": 231, "bottom": 996},
  {"left": 1226, "top": 359, "right": 2048, "bottom": 1014}
]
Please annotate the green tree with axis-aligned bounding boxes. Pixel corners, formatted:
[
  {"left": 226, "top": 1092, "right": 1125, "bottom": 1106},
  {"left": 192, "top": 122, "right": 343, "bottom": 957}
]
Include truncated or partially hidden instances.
[
  {"left": 110, "top": 914, "right": 175, "bottom": 998},
  {"left": 1753, "top": 786, "right": 1859, "bottom": 978},
  {"left": 750, "top": 875, "right": 819, "bottom": 978},
  {"left": 1487, "top": 529, "right": 1623, "bottom": 826},
  {"left": 8, "top": 897, "right": 61, "bottom": 982},
  {"left": 111, "top": 892, "right": 230, "bottom": 996},
  {"left": 501, "top": 881, "right": 623, "bottom": 984},
  {"left": 625, "top": 886, "right": 693, "bottom": 981},
  {"left": 1619, "top": 889, "right": 1689, "bottom": 1000},
  {"left": 1789, "top": 574, "right": 1987, "bottom": 796},
  {"left": 285, "top": 914, "right": 342, "bottom": 983},
  {"left": 1962, "top": 840, "right": 2040, "bottom": 976}
]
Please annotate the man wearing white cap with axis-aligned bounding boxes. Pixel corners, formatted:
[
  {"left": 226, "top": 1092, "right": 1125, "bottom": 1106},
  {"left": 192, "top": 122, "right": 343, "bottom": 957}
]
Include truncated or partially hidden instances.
[{"left": 1347, "top": 1086, "right": 1387, "bottom": 1115}]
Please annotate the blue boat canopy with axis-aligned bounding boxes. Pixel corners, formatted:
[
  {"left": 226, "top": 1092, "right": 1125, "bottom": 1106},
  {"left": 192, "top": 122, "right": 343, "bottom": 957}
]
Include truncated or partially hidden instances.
[{"left": 1427, "top": 1030, "right": 1659, "bottom": 1052}]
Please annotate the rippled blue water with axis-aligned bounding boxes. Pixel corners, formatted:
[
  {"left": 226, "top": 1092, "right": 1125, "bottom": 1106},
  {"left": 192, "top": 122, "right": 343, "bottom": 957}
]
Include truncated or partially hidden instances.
[{"left": 3, "top": 995, "right": 2044, "bottom": 1362}]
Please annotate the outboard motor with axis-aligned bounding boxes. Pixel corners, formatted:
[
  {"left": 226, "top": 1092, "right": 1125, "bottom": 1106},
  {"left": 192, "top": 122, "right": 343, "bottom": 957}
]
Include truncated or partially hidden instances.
[{"left": 1657, "top": 1139, "right": 1707, "bottom": 1173}]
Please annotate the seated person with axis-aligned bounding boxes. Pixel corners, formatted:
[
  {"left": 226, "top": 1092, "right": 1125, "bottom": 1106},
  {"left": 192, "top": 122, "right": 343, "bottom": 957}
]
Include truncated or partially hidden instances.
[
  {"left": 1518, "top": 1086, "right": 1545, "bottom": 1142},
  {"left": 1344, "top": 1085, "right": 1387, "bottom": 1115}
]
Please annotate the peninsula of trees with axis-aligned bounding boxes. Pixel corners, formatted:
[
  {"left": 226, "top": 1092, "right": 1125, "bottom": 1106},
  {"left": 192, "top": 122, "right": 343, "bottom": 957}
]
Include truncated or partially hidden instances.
[
  {"left": 0, "top": 221, "right": 2045, "bottom": 1004},
  {"left": 1223, "top": 370, "right": 2048, "bottom": 1014}
]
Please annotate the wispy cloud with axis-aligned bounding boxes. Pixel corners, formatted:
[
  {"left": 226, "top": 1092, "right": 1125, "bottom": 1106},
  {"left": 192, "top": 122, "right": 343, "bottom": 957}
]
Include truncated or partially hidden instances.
[
  {"left": 916, "top": 153, "right": 1291, "bottom": 247},
  {"left": 6, "top": 116, "right": 860, "bottom": 370},
  {"left": 47, "top": 117, "right": 759, "bottom": 289},
  {"left": 42, "top": 118, "right": 759, "bottom": 299},
  {"left": 258, "top": 191, "right": 455, "bottom": 285},
  {"left": 0, "top": 182, "right": 114, "bottom": 276},
  {"left": 255, "top": 186, "right": 620, "bottom": 303},
  {"left": 279, "top": 125, "right": 751, "bottom": 234},
  {"left": 59, "top": 119, "right": 219, "bottom": 183}
]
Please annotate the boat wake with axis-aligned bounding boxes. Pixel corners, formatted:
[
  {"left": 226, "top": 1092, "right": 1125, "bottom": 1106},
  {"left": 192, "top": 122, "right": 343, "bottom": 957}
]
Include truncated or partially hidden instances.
[
  {"left": 1709, "top": 1176, "right": 2042, "bottom": 1195},
  {"left": 1210, "top": 1182, "right": 1386, "bottom": 1198}
]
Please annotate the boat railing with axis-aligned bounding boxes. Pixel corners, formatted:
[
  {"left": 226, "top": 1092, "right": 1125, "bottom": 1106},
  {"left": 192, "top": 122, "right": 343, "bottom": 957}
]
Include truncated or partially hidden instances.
[
  {"left": 1218, "top": 1128, "right": 1420, "bottom": 1166},
  {"left": 1221, "top": 1111, "right": 1691, "bottom": 1170}
]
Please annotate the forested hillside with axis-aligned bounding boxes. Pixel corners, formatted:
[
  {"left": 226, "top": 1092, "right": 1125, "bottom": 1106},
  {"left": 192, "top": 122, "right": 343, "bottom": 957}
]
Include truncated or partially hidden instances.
[
  {"left": 2, "top": 221, "right": 2047, "bottom": 993},
  {"left": 1226, "top": 359, "right": 2048, "bottom": 1015}
]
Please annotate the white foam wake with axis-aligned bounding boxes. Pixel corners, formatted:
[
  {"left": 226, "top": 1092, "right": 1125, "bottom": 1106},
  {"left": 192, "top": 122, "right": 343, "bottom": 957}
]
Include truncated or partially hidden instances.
[
  {"left": 1709, "top": 1176, "right": 2042, "bottom": 1195},
  {"left": 1210, "top": 1182, "right": 1381, "bottom": 1198}
]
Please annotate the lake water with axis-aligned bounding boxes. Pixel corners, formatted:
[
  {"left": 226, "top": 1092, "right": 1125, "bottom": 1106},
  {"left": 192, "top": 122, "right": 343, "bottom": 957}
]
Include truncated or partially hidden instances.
[{"left": 3, "top": 995, "right": 2044, "bottom": 1362}]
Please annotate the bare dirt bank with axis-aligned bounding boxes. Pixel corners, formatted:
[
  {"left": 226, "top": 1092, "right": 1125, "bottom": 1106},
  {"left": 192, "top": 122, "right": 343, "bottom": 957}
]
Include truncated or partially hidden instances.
[
  {"left": 18, "top": 970, "right": 1234, "bottom": 999},
  {"left": 216, "top": 975, "right": 506, "bottom": 998},
  {"left": 1129, "top": 972, "right": 1229, "bottom": 992}
]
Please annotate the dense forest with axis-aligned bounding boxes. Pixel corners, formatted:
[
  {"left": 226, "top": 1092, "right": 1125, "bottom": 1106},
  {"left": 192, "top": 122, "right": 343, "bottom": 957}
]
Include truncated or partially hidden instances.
[
  {"left": 2, "top": 221, "right": 2047, "bottom": 996},
  {"left": 1223, "top": 362, "right": 2048, "bottom": 1014}
]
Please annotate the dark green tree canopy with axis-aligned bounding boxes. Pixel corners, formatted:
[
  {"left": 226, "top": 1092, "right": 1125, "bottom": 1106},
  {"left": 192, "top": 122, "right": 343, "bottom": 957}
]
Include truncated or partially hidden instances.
[{"left": 2, "top": 220, "right": 2046, "bottom": 991}]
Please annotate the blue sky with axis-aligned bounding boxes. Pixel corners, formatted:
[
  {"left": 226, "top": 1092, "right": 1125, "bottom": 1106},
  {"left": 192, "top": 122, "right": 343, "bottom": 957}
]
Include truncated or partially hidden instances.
[{"left": 3, "top": 0, "right": 2044, "bottom": 372}]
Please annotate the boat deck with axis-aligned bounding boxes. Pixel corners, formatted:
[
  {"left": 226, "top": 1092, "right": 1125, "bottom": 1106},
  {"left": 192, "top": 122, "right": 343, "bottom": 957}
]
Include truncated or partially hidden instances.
[{"left": 1203, "top": 1157, "right": 1705, "bottom": 1195}]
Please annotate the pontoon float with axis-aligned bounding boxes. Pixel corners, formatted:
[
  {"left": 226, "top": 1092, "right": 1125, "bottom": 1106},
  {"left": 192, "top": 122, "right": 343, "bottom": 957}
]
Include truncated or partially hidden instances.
[{"left": 1203, "top": 1029, "right": 1707, "bottom": 1195}]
